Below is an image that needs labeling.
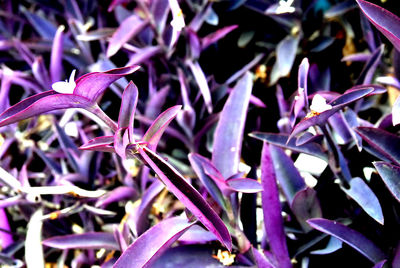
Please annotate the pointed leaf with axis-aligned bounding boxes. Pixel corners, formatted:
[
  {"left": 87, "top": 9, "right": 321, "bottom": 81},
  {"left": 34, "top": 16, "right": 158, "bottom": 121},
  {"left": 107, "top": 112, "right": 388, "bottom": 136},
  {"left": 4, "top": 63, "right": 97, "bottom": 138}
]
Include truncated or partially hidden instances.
[
  {"left": 311, "top": 237, "right": 342, "bottom": 255},
  {"left": 250, "top": 132, "right": 327, "bottom": 161},
  {"left": 342, "top": 177, "right": 384, "bottom": 224},
  {"left": 307, "top": 218, "right": 386, "bottom": 263},
  {"left": 0, "top": 93, "right": 93, "bottom": 127},
  {"left": 189, "top": 153, "right": 228, "bottom": 210},
  {"left": 270, "top": 145, "right": 306, "bottom": 204},
  {"left": 187, "top": 61, "right": 213, "bottom": 113},
  {"left": 79, "top": 136, "right": 114, "bottom": 152},
  {"left": 135, "top": 146, "right": 232, "bottom": 251},
  {"left": 212, "top": 72, "right": 253, "bottom": 178},
  {"left": 107, "top": 15, "right": 148, "bottom": 57},
  {"left": 50, "top": 25, "right": 65, "bottom": 83},
  {"left": 114, "top": 217, "right": 195, "bottom": 268},
  {"left": 142, "top": 105, "right": 182, "bottom": 151},
  {"left": 201, "top": 25, "right": 238, "bottom": 50},
  {"left": 355, "top": 127, "right": 400, "bottom": 165},
  {"left": 226, "top": 178, "right": 263, "bottom": 193},
  {"left": 261, "top": 143, "right": 292, "bottom": 268},
  {"left": 356, "top": 0, "right": 400, "bottom": 52},
  {"left": 95, "top": 186, "right": 137, "bottom": 208},
  {"left": 373, "top": 161, "right": 400, "bottom": 202},
  {"left": 118, "top": 82, "right": 138, "bottom": 138},
  {"left": 73, "top": 65, "right": 140, "bottom": 101},
  {"left": 43, "top": 232, "right": 119, "bottom": 250}
]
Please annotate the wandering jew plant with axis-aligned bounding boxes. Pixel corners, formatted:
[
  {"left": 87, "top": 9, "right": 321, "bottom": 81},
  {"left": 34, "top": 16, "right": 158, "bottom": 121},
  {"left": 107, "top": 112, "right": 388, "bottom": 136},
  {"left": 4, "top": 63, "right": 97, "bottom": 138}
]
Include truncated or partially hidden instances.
[{"left": 1, "top": 0, "right": 400, "bottom": 267}]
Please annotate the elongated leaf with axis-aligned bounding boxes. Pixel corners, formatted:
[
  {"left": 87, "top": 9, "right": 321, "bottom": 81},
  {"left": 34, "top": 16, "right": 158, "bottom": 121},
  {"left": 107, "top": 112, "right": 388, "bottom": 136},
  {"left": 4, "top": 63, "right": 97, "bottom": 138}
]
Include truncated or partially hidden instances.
[
  {"left": 250, "top": 132, "right": 327, "bottom": 161},
  {"left": 289, "top": 87, "right": 374, "bottom": 140},
  {"left": 50, "top": 25, "right": 64, "bottom": 83},
  {"left": 79, "top": 136, "right": 114, "bottom": 151},
  {"left": 187, "top": 61, "right": 213, "bottom": 113},
  {"left": 373, "top": 161, "right": 400, "bottom": 202},
  {"left": 311, "top": 237, "right": 342, "bottom": 255},
  {"left": 226, "top": 178, "right": 263, "bottom": 193},
  {"left": 307, "top": 218, "right": 386, "bottom": 263},
  {"left": 118, "top": 82, "right": 138, "bottom": 140},
  {"left": 356, "top": 44, "right": 384, "bottom": 84},
  {"left": 212, "top": 72, "right": 253, "bottom": 179},
  {"left": 135, "top": 146, "right": 232, "bottom": 250},
  {"left": 73, "top": 65, "right": 140, "bottom": 101},
  {"left": 261, "top": 143, "right": 291, "bottom": 268},
  {"left": 356, "top": 0, "right": 400, "bottom": 52},
  {"left": 291, "top": 187, "right": 322, "bottom": 232},
  {"left": 107, "top": 15, "right": 148, "bottom": 57},
  {"left": 189, "top": 153, "right": 228, "bottom": 210},
  {"left": 0, "top": 93, "right": 93, "bottom": 127},
  {"left": 201, "top": 25, "right": 238, "bottom": 49},
  {"left": 355, "top": 127, "right": 400, "bottom": 165},
  {"left": 342, "top": 177, "right": 384, "bottom": 224},
  {"left": 270, "top": 145, "right": 306, "bottom": 204},
  {"left": 43, "top": 233, "right": 119, "bottom": 250},
  {"left": 0, "top": 166, "right": 22, "bottom": 191},
  {"left": 114, "top": 217, "right": 195, "bottom": 268},
  {"left": 293, "top": 58, "right": 310, "bottom": 122},
  {"left": 95, "top": 186, "right": 137, "bottom": 208},
  {"left": 142, "top": 105, "right": 181, "bottom": 150},
  {"left": 252, "top": 247, "right": 276, "bottom": 268},
  {"left": 270, "top": 35, "right": 300, "bottom": 85}
]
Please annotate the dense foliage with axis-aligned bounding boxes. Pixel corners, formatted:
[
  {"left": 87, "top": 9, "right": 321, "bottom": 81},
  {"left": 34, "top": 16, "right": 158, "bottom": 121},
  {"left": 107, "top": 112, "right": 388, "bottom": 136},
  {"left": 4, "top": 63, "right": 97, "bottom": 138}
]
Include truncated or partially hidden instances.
[{"left": 0, "top": 0, "right": 400, "bottom": 267}]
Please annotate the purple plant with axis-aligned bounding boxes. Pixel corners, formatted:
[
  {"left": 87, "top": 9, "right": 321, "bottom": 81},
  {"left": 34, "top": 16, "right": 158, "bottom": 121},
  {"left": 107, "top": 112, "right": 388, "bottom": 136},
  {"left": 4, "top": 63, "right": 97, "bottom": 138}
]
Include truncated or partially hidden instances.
[{"left": 1, "top": 0, "right": 400, "bottom": 267}]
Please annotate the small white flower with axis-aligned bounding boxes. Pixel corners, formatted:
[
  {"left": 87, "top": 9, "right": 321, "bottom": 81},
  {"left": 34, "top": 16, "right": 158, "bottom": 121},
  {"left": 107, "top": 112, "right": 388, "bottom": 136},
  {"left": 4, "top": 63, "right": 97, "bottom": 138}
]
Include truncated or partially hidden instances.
[
  {"left": 52, "top": 70, "right": 76, "bottom": 94},
  {"left": 309, "top": 94, "right": 332, "bottom": 113},
  {"left": 276, "top": 0, "right": 295, "bottom": 14}
]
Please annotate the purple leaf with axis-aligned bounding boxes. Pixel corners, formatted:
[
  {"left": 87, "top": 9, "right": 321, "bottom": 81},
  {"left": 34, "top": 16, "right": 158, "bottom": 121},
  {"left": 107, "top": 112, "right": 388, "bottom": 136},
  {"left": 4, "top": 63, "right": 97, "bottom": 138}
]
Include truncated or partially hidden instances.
[
  {"left": 307, "top": 218, "right": 386, "bottom": 263},
  {"left": 135, "top": 146, "right": 232, "bottom": 251},
  {"left": 291, "top": 187, "right": 322, "bottom": 232},
  {"left": 95, "top": 186, "right": 137, "bottom": 208},
  {"left": 106, "top": 15, "right": 148, "bottom": 57},
  {"left": 296, "top": 132, "right": 323, "bottom": 146},
  {"left": 355, "top": 127, "right": 400, "bottom": 165},
  {"left": 188, "top": 153, "right": 228, "bottom": 210},
  {"left": 178, "top": 225, "right": 217, "bottom": 244},
  {"left": 261, "top": 143, "right": 291, "bottom": 268},
  {"left": 0, "top": 92, "right": 91, "bottom": 127},
  {"left": 135, "top": 180, "right": 165, "bottom": 235},
  {"left": 342, "top": 177, "right": 384, "bottom": 224},
  {"left": 289, "top": 87, "right": 374, "bottom": 140},
  {"left": 0, "top": 209, "right": 13, "bottom": 249},
  {"left": 114, "top": 127, "right": 130, "bottom": 158},
  {"left": 126, "top": 46, "right": 162, "bottom": 67},
  {"left": 356, "top": 44, "right": 384, "bottom": 84},
  {"left": 201, "top": 25, "right": 238, "bottom": 50},
  {"left": 43, "top": 232, "right": 119, "bottom": 250},
  {"left": 373, "top": 260, "right": 387, "bottom": 268},
  {"left": 356, "top": 0, "right": 400, "bottom": 52},
  {"left": 142, "top": 105, "right": 182, "bottom": 151},
  {"left": 311, "top": 237, "right": 342, "bottom": 255},
  {"left": 270, "top": 35, "right": 300, "bottom": 85},
  {"left": 73, "top": 65, "right": 140, "bottom": 101},
  {"left": 79, "top": 136, "right": 115, "bottom": 152},
  {"left": 50, "top": 25, "right": 64, "bottom": 83},
  {"left": 373, "top": 161, "right": 400, "bottom": 202},
  {"left": 293, "top": 58, "right": 310, "bottom": 123},
  {"left": 187, "top": 61, "right": 213, "bottom": 113},
  {"left": 212, "top": 72, "right": 253, "bottom": 178},
  {"left": 118, "top": 81, "right": 138, "bottom": 140},
  {"left": 252, "top": 247, "right": 276, "bottom": 268},
  {"left": 270, "top": 145, "right": 306, "bottom": 204},
  {"left": 114, "top": 217, "right": 195, "bottom": 268},
  {"left": 145, "top": 86, "right": 170, "bottom": 119},
  {"left": 226, "top": 178, "right": 263, "bottom": 193},
  {"left": 250, "top": 132, "right": 327, "bottom": 161},
  {"left": 32, "top": 56, "right": 50, "bottom": 89}
]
